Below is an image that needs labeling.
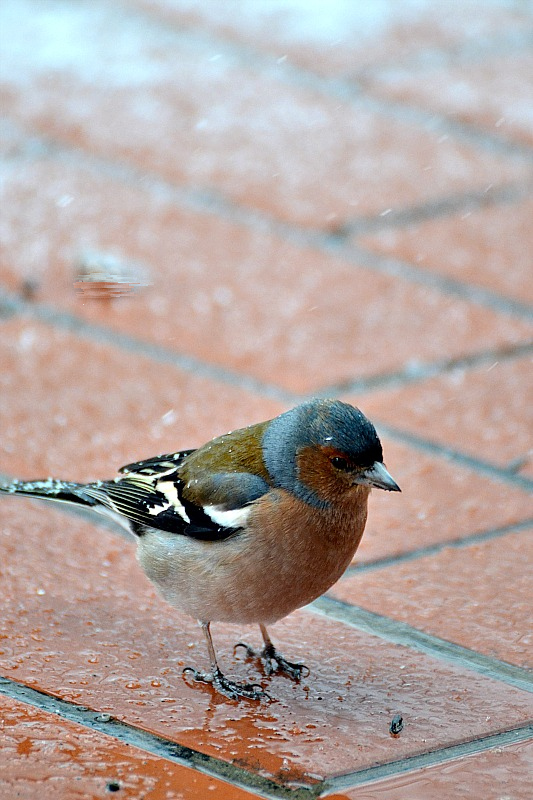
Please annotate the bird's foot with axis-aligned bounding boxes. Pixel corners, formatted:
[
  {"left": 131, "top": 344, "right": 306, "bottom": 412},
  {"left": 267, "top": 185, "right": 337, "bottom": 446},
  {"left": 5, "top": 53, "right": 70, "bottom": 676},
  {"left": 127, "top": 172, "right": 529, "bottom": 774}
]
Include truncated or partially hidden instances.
[
  {"left": 235, "top": 642, "right": 309, "bottom": 681},
  {"left": 183, "top": 665, "right": 270, "bottom": 701}
]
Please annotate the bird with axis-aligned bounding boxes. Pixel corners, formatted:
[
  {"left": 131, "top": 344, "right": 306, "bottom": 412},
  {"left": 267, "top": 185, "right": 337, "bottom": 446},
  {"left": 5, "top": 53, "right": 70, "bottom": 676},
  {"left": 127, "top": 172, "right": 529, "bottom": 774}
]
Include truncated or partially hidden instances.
[{"left": 0, "top": 398, "right": 400, "bottom": 701}]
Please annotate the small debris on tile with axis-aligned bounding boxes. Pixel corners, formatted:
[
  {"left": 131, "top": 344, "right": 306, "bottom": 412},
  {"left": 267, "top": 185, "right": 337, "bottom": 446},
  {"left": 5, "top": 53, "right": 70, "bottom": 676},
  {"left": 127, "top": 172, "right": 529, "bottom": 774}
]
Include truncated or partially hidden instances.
[
  {"left": 74, "top": 250, "right": 150, "bottom": 300},
  {"left": 20, "top": 279, "right": 40, "bottom": 300},
  {"left": 389, "top": 713, "right": 404, "bottom": 737},
  {"left": 507, "top": 452, "right": 531, "bottom": 474}
]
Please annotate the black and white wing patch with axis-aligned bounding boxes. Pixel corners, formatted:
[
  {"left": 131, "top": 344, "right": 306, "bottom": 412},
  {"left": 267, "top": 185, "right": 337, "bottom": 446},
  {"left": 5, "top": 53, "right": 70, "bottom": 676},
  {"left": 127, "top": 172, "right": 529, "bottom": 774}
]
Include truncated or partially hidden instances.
[
  {"left": 84, "top": 450, "right": 260, "bottom": 541},
  {"left": 118, "top": 449, "right": 195, "bottom": 476}
]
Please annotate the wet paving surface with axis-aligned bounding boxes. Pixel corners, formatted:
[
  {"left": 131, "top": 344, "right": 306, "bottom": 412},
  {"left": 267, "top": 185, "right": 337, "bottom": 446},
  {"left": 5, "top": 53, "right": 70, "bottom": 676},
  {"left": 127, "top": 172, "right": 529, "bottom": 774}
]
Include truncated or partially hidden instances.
[{"left": 0, "top": 1, "right": 532, "bottom": 798}]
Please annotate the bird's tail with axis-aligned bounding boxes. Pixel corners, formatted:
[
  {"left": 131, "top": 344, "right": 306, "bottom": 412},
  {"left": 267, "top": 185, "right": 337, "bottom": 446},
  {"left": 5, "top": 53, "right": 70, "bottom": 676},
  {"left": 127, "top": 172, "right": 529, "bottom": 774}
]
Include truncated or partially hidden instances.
[{"left": 0, "top": 477, "right": 97, "bottom": 508}]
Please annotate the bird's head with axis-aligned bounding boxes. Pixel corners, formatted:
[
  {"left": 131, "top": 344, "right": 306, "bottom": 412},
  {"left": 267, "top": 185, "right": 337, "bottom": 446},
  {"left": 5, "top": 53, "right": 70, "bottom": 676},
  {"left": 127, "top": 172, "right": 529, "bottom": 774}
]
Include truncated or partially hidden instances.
[{"left": 262, "top": 399, "right": 400, "bottom": 507}]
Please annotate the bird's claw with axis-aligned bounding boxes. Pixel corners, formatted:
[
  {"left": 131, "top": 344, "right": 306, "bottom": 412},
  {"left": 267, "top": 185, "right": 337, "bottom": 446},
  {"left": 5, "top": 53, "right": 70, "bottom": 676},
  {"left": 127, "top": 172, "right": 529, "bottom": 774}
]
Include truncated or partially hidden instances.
[
  {"left": 266, "top": 651, "right": 310, "bottom": 680},
  {"left": 183, "top": 665, "right": 270, "bottom": 701},
  {"left": 235, "top": 642, "right": 309, "bottom": 681}
]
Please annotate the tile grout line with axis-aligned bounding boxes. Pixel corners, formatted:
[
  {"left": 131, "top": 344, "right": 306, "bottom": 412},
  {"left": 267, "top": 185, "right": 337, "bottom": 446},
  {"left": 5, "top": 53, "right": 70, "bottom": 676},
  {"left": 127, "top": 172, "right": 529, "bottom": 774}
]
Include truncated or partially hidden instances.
[
  {"left": 345, "top": 519, "right": 533, "bottom": 576},
  {"left": 310, "top": 596, "right": 533, "bottom": 694},
  {"left": 1, "top": 675, "right": 531, "bottom": 799},
  {"left": 3, "top": 467, "right": 531, "bottom": 579},
  {"left": 1, "top": 290, "right": 532, "bottom": 492},
  {"left": 3, "top": 113, "right": 532, "bottom": 232},
  {"left": 2, "top": 285, "right": 532, "bottom": 405},
  {"left": 119, "top": 0, "right": 533, "bottom": 161},
  {"left": 2, "top": 482, "right": 532, "bottom": 694},
  {"left": 315, "top": 339, "right": 533, "bottom": 398},
  {"left": 0, "top": 677, "right": 314, "bottom": 800},
  {"left": 372, "top": 423, "right": 533, "bottom": 493},
  {"left": 0, "top": 290, "right": 296, "bottom": 405},
  {"left": 335, "top": 182, "right": 533, "bottom": 235},
  {"left": 346, "top": 243, "right": 533, "bottom": 321},
  {"left": 322, "top": 723, "right": 533, "bottom": 794},
  {"left": 2, "top": 471, "right": 531, "bottom": 579},
  {"left": 1, "top": 117, "right": 533, "bottom": 323},
  {"left": 1, "top": 5, "right": 531, "bottom": 793}
]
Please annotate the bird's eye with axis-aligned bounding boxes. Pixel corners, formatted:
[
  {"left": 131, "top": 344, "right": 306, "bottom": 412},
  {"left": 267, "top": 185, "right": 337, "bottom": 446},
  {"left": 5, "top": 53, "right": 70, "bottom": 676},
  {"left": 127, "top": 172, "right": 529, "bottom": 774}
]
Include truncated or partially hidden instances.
[{"left": 330, "top": 456, "right": 352, "bottom": 471}]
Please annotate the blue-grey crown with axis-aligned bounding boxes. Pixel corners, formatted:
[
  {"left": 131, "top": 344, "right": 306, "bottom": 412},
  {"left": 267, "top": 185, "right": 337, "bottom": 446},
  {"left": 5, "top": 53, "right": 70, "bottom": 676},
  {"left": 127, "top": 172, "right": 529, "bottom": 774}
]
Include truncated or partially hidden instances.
[{"left": 262, "top": 399, "right": 382, "bottom": 507}]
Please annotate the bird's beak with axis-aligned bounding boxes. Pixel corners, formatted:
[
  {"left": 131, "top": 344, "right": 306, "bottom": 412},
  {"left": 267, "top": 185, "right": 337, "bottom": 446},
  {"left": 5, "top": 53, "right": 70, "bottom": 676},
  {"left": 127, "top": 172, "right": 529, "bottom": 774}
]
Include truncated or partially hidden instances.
[{"left": 357, "top": 461, "right": 401, "bottom": 492}]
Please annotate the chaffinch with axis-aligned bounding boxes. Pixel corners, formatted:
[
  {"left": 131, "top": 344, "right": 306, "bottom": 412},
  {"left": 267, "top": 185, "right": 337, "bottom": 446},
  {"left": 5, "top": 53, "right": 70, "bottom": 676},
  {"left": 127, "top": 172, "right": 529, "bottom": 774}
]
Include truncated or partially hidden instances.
[{"left": 1, "top": 398, "right": 400, "bottom": 701}]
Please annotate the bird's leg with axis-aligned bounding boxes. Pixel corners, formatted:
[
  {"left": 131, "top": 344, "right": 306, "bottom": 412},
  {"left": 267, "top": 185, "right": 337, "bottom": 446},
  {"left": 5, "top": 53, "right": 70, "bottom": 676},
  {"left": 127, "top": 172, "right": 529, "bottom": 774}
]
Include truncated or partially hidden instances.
[
  {"left": 235, "top": 624, "right": 309, "bottom": 681},
  {"left": 183, "top": 621, "right": 269, "bottom": 701}
]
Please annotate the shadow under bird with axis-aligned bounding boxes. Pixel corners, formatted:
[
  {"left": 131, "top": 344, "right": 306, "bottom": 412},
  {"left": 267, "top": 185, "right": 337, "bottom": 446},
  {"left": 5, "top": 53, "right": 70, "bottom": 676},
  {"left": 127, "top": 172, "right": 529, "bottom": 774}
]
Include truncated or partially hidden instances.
[{"left": 1, "top": 398, "right": 400, "bottom": 700}]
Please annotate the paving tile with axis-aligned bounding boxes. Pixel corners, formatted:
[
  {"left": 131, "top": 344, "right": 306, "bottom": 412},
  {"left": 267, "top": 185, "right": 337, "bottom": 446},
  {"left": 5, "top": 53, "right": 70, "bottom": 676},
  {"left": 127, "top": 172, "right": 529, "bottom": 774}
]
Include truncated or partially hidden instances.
[
  {"left": 1, "top": 1, "right": 532, "bottom": 796},
  {"left": 366, "top": 50, "right": 533, "bottom": 146},
  {"left": 333, "top": 529, "right": 533, "bottom": 668},
  {"left": 0, "top": 1, "right": 531, "bottom": 230},
  {"left": 1, "top": 313, "right": 530, "bottom": 567},
  {"left": 359, "top": 197, "right": 533, "bottom": 306},
  {"left": 356, "top": 355, "right": 533, "bottom": 471},
  {"left": 2, "top": 161, "right": 532, "bottom": 395},
  {"left": 0, "top": 317, "right": 284, "bottom": 481},
  {"left": 1, "top": 500, "right": 533, "bottom": 786},
  {"left": 126, "top": 0, "right": 533, "bottom": 79},
  {"left": 355, "top": 439, "right": 533, "bottom": 565},
  {"left": 1, "top": 313, "right": 531, "bottom": 571},
  {"left": 0, "top": 695, "right": 259, "bottom": 800},
  {"left": 326, "top": 738, "right": 533, "bottom": 800}
]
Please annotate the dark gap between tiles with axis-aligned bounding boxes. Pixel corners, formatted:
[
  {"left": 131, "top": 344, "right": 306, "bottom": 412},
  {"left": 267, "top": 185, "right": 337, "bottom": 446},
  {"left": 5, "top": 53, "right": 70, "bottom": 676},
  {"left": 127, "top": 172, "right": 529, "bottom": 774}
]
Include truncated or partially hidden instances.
[
  {"left": 119, "top": 0, "right": 533, "bottom": 160},
  {"left": 316, "top": 339, "right": 533, "bottom": 397},
  {"left": 1, "top": 117, "right": 533, "bottom": 324},
  {"left": 323, "top": 723, "right": 533, "bottom": 794},
  {"left": 0, "top": 677, "right": 314, "bottom": 800},
  {"left": 338, "top": 182, "right": 533, "bottom": 236},
  {"left": 373, "top": 422, "right": 533, "bottom": 493},
  {"left": 0, "top": 291, "right": 295, "bottom": 404},
  {"left": 2, "top": 474, "right": 530, "bottom": 590},
  {"left": 1, "top": 480, "right": 531, "bottom": 694},
  {"left": 1, "top": 290, "right": 532, "bottom": 433},
  {"left": 355, "top": 28, "right": 533, "bottom": 77},
  {"left": 133, "top": 0, "right": 533, "bottom": 78},
  {"left": 311, "top": 596, "right": 533, "bottom": 694},
  {"left": 1, "top": 675, "right": 531, "bottom": 799},
  {"left": 2, "top": 295, "right": 531, "bottom": 494},
  {"left": 344, "top": 519, "right": 533, "bottom": 576},
  {"left": 353, "top": 91, "right": 533, "bottom": 161},
  {"left": 347, "top": 244, "right": 533, "bottom": 321}
]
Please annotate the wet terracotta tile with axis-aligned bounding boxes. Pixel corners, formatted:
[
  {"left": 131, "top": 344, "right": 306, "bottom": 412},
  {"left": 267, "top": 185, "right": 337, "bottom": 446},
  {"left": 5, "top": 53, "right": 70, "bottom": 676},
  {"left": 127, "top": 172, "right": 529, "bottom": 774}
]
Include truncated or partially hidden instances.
[
  {"left": 354, "top": 439, "right": 533, "bottom": 565},
  {"left": 2, "top": 162, "right": 532, "bottom": 395},
  {"left": 333, "top": 529, "right": 533, "bottom": 668},
  {"left": 1, "top": 500, "right": 533, "bottom": 786},
  {"left": 0, "top": 317, "right": 284, "bottom": 481},
  {"left": 356, "top": 356, "right": 533, "bottom": 470},
  {"left": 327, "top": 738, "right": 533, "bottom": 800},
  {"left": 1, "top": 320, "right": 531, "bottom": 568},
  {"left": 0, "top": 3, "right": 530, "bottom": 230},
  {"left": 0, "top": 695, "right": 259, "bottom": 800},
  {"left": 367, "top": 50, "right": 533, "bottom": 146},
  {"left": 1, "top": 1, "right": 532, "bottom": 796},
  {"left": 359, "top": 197, "right": 533, "bottom": 306},
  {"left": 1, "top": 314, "right": 530, "bottom": 580},
  {"left": 127, "top": 0, "right": 533, "bottom": 79}
]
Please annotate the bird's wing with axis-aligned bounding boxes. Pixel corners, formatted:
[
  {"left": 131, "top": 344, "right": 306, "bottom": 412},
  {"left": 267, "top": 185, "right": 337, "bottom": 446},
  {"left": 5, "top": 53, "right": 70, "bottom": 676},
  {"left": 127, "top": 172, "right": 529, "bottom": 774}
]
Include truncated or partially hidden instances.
[
  {"left": 118, "top": 449, "right": 196, "bottom": 475},
  {"left": 84, "top": 451, "right": 270, "bottom": 541}
]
